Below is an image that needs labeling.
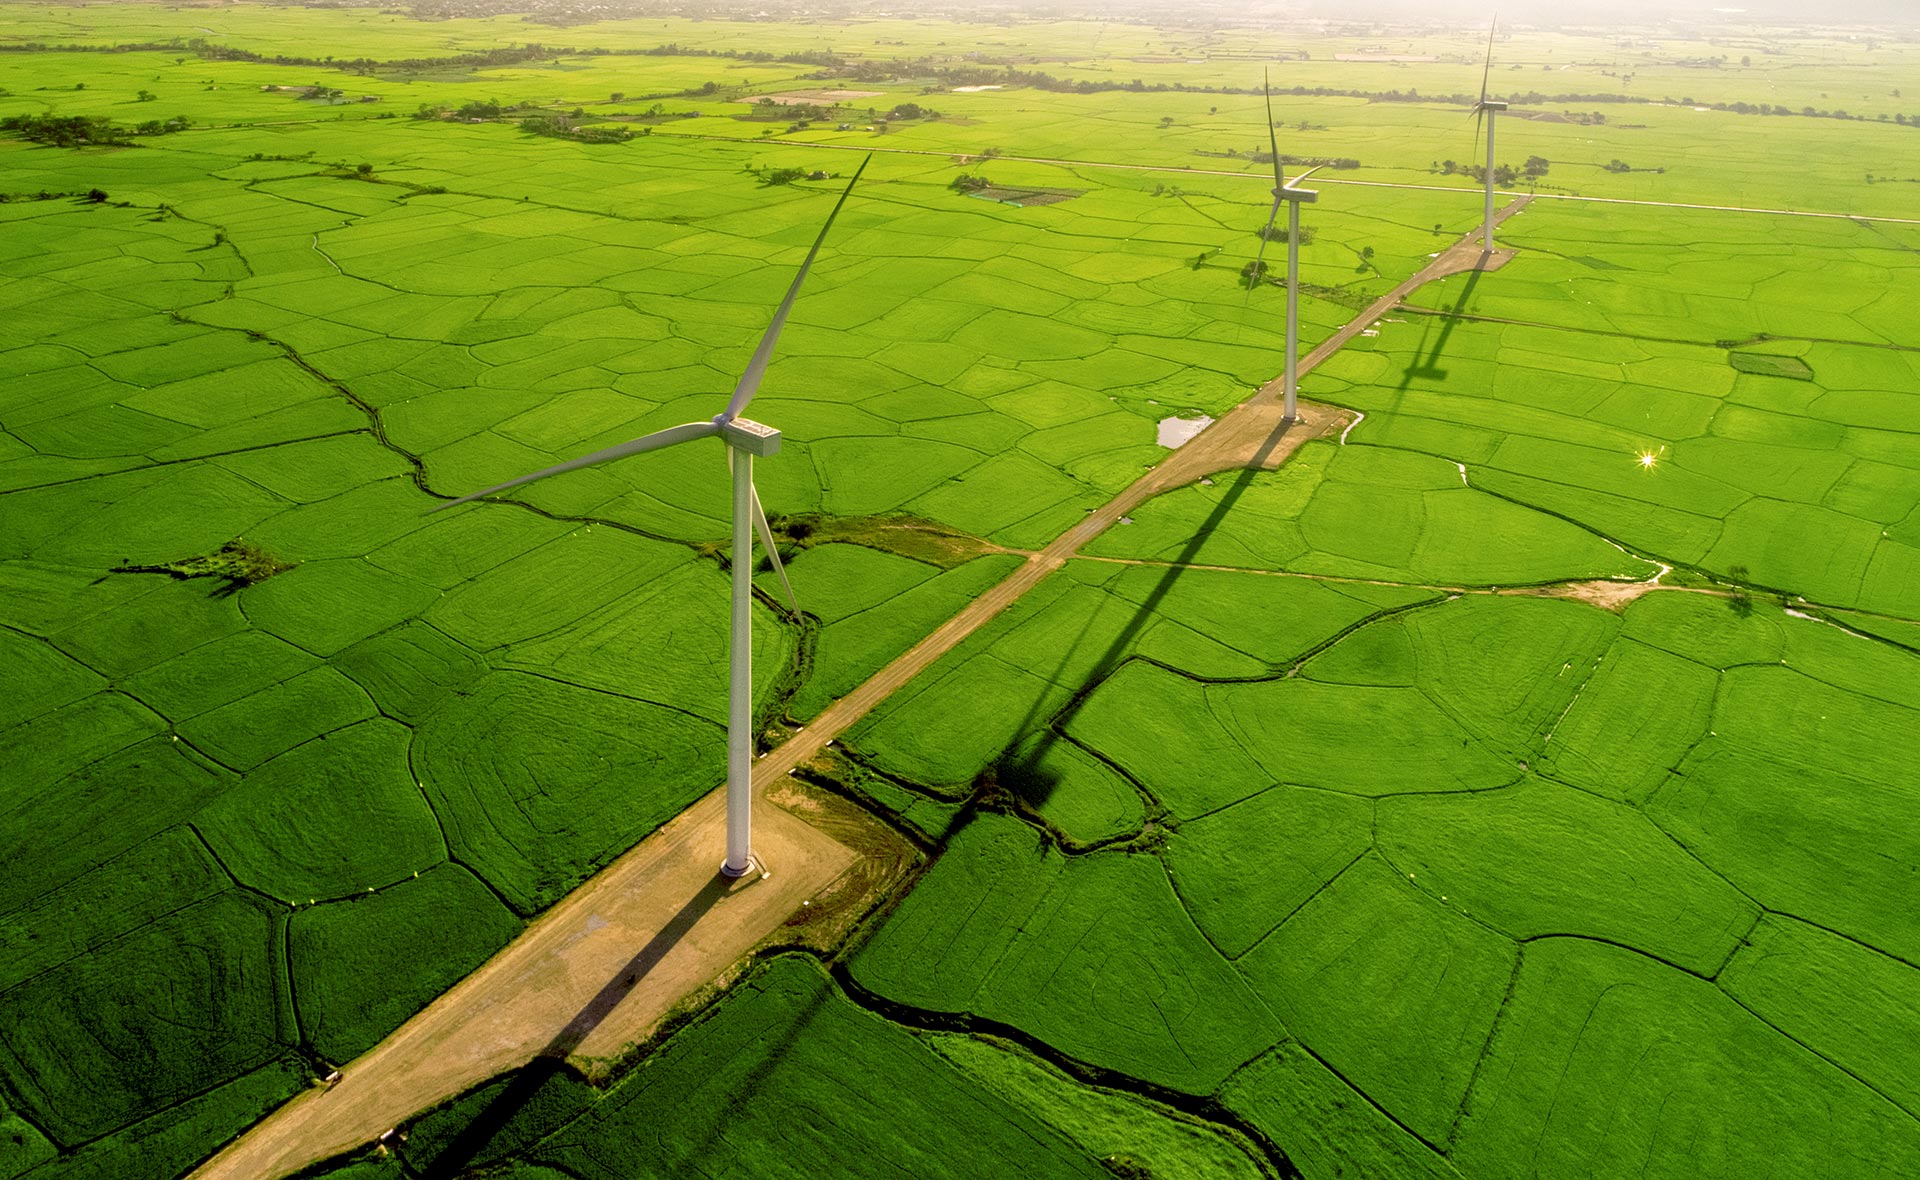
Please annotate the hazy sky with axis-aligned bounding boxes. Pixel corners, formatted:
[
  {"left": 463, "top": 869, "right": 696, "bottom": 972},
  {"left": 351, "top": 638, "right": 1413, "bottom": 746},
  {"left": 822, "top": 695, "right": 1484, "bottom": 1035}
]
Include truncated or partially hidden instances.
[{"left": 1286, "top": 0, "right": 1915, "bottom": 21}]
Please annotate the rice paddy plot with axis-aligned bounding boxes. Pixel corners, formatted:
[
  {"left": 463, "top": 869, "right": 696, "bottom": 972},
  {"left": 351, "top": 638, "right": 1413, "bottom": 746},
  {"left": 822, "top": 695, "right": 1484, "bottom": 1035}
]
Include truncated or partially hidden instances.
[
  {"left": 1086, "top": 441, "right": 1651, "bottom": 585},
  {"left": 1222, "top": 1044, "right": 1465, "bottom": 1180},
  {"left": 1375, "top": 776, "right": 1756, "bottom": 975},
  {"left": 195, "top": 718, "right": 445, "bottom": 903},
  {"left": 413, "top": 671, "right": 723, "bottom": 915},
  {"left": 0, "top": 890, "right": 290, "bottom": 1145},
  {"left": 764, "top": 543, "right": 1023, "bottom": 721},
  {"left": 851, "top": 812, "right": 1278, "bottom": 1096},
  {"left": 1317, "top": 261, "right": 1920, "bottom": 615},
  {"left": 288, "top": 865, "right": 523, "bottom": 1065},
  {"left": 1450, "top": 938, "right": 1920, "bottom": 1179},
  {"left": 368, "top": 954, "right": 1140, "bottom": 1180},
  {"left": 845, "top": 559, "right": 1416, "bottom": 798},
  {"left": 1237, "top": 855, "right": 1517, "bottom": 1147},
  {"left": 2, "top": 9, "right": 1918, "bottom": 1177}
]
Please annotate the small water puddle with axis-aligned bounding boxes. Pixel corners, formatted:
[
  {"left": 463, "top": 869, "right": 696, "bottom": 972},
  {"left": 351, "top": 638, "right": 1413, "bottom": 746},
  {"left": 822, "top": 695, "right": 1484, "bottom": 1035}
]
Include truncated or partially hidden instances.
[{"left": 1157, "top": 415, "right": 1214, "bottom": 448}]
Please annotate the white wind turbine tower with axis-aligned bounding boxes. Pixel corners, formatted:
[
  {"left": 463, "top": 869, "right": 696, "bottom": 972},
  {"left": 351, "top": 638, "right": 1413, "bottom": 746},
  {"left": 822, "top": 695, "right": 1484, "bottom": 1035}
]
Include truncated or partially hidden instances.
[
  {"left": 435, "top": 155, "right": 871, "bottom": 879},
  {"left": 1250, "top": 69, "right": 1320, "bottom": 424},
  {"left": 1470, "top": 17, "right": 1507, "bottom": 258}
]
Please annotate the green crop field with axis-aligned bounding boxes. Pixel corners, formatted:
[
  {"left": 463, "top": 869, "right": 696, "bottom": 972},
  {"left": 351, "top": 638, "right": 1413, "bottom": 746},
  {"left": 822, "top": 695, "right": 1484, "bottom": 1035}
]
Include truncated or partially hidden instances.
[{"left": 1, "top": 1, "right": 1917, "bottom": 1177}]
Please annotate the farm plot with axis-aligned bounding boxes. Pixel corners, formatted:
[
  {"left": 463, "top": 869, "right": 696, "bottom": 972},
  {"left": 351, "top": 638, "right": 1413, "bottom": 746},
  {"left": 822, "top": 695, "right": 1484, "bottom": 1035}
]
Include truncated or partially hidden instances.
[
  {"left": 4, "top": 13, "right": 1919, "bottom": 1180},
  {"left": 839, "top": 584, "right": 1920, "bottom": 1178},
  {"left": 842, "top": 557, "right": 1432, "bottom": 829},
  {"left": 304, "top": 954, "right": 1245, "bottom": 1180},
  {"left": 1085, "top": 440, "right": 1653, "bottom": 585},
  {"left": 0, "top": 171, "right": 799, "bottom": 1165},
  {"left": 1314, "top": 202, "right": 1920, "bottom": 617}
]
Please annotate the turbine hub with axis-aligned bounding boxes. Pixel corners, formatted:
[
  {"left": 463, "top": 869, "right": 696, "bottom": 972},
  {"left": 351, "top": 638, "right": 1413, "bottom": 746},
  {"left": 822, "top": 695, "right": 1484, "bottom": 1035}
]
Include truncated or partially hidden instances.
[{"left": 721, "top": 417, "right": 782, "bottom": 457}]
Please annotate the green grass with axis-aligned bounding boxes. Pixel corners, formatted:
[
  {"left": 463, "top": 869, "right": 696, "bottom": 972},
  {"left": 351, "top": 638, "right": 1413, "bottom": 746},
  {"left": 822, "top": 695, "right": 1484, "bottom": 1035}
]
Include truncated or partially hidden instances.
[
  {"left": 289, "top": 865, "right": 522, "bottom": 1064},
  {"left": 1086, "top": 441, "right": 1654, "bottom": 584},
  {"left": 415, "top": 671, "right": 723, "bottom": 915},
  {"left": 1451, "top": 938, "right": 1920, "bottom": 1178},
  {"left": 0, "top": 891, "right": 290, "bottom": 1144},
  {"left": 1376, "top": 777, "right": 1756, "bottom": 975},
  {"left": 844, "top": 590, "right": 1920, "bottom": 1176},
  {"left": 378, "top": 954, "right": 1127, "bottom": 1180},
  {"left": 852, "top": 812, "right": 1278, "bottom": 1095},
  {"left": 926, "top": 1033, "right": 1269, "bottom": 1180},
  {"left": 1238, "top": 856, "right": 1516, "bottom": 1146}
]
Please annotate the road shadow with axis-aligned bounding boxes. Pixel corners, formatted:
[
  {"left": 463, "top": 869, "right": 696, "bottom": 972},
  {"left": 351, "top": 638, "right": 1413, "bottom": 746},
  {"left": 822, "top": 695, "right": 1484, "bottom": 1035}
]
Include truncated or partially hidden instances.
[
  {"left": 984, "top": 415, "right": 1307, "bottom": 812},
  {"left": 415, "top": 871, "right": 737, "bottom": 1178}
]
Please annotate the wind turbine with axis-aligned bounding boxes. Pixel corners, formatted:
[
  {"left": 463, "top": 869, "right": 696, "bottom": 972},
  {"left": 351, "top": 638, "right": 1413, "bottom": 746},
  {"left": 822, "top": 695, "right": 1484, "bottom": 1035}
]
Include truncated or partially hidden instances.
[
  {"left": 1250, "top": 69, "right": 1319, "bottom": 424},
  {"left": 433, "top": 156, "right": 871, "bottom": 879},
  {"left": 1469, "top": 17, "right": 1507, "bottom": 257}
]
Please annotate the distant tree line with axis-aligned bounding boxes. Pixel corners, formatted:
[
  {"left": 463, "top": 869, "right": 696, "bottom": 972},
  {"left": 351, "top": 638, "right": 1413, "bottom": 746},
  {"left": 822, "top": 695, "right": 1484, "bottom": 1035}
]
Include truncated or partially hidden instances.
[
  {"left": 517, "top": 113, "right": 633, "bottom": 142},
  {"left": 0, "top": 38, "right": 838, "bottom": 75},
  {"left": 7, "top": 37, "right": 1911, "bottom": 128},
  {"left": 1203, "top": 148, "right": 1361, "bottom": 170},
  {"left": 1, "top": 113, "right": 189, "bottom": 146}
]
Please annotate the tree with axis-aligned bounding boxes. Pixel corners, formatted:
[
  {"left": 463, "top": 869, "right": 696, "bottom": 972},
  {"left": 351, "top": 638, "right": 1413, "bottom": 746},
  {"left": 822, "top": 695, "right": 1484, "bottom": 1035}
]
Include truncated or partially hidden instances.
[
  {"left": 355, "top": 162, "right": 372, "bottom": 176},
  {"left": 1159, "top": 115, "right": 1174, "bottom": 128},
  {"left": 136, "top": 89, "right": 155, "bottom": 102},
  {"left": 85, "top": 188, "right": 108, "bottom": 203},
  {"left": 1523, "top": 154, "right": 1550, "bottom": 178},
  {"left": 610, "top": 92, "right": 624, "bottom": 103}
]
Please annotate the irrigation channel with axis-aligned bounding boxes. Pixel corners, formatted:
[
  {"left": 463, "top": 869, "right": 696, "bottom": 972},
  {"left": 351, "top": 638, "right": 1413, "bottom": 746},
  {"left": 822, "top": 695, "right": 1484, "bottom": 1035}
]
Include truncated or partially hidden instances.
[{"left": 192, "top": 196, "right": 1538, "bottom": 1180}]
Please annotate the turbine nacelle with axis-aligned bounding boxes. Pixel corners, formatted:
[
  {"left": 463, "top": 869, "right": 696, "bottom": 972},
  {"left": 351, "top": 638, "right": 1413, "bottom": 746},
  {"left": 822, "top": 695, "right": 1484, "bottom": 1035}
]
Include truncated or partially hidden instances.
[
  {"left": 1476, "top": 100, "right": 1509, "bottom": 113},
  {"left": 720, "top": 417, "right": 782, "bottom": 457}
]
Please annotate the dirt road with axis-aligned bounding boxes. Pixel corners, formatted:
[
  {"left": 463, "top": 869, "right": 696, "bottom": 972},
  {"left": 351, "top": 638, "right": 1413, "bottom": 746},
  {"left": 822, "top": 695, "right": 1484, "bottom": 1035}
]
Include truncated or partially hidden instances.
[{"left": 192, "top": 198, "right": 1535, "bottom": 1180}]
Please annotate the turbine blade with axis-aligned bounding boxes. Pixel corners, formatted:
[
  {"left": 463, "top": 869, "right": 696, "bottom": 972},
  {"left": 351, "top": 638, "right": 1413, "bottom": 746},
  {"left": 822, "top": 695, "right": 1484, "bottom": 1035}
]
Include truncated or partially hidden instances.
[
  {"left": 430, "top": 420, "right": 720, "bottom": 512},
  {"left": 1247, "top": 194, "right": 1281, "bottom": 301},
  {"left": 720, "top": 153, "right": 871, "bottom": 422},
  {"left": 1290, "top": 165, "right": 1324, "bottom": 187},
  {"left": 1472, "top": 108, "right": 1485, "bottom": 159},
  {"left": 750, "top": 480, "right": 799, "bottom": 612},
  {"left": 1479, "top": 17, "right": 1496, "bottom": 106},
  {"left": 1264, "top": 67, "right": 1285, "bottom": 191}
]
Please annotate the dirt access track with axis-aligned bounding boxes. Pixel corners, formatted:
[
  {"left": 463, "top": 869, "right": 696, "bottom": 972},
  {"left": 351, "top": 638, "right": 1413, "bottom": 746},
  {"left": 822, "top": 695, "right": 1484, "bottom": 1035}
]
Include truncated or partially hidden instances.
[{"left": 191, "top": 198, "right": 1533, "bottom": 1180}]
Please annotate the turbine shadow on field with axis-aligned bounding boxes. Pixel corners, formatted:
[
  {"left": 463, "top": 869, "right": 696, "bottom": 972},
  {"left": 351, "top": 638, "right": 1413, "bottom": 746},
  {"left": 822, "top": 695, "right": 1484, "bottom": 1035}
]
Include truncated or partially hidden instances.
[
  {"left": 988, "top": 416, "right": 1307, "bottom": 814},
  {"left": 1403, "top": 263, "right": 1484, "bottom": 383},
  {"left": 419, "top": 871, "right": 736, "bottom": 1178}
]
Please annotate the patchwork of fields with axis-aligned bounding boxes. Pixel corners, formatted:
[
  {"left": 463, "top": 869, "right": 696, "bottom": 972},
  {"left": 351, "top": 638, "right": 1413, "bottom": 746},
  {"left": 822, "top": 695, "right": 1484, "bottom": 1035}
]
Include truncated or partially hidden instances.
[{"left": 3, "top": 4, "right": 1918, "bottom": 1179}]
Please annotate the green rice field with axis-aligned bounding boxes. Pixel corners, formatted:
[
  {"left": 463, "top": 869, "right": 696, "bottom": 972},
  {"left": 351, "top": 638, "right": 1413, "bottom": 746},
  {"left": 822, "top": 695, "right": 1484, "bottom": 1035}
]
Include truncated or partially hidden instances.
[{"left": 2, "top": 2, "right": 1917, "bottom": 1177}]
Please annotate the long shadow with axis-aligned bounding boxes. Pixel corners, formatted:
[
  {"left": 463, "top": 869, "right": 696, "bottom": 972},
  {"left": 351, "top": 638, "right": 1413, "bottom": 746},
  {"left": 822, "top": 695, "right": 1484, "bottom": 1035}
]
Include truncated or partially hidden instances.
[
  {"left": 990, "top": 266, "right": 1489, "bottom": 815},
  {"left": 417, "top": 871, "right": 736, "bottom": 1178},
  {"left": 1403, "top": 262, "right": 1484, "bottom": 382},
  {"left": 990, "top": 417, "right": 1306, "bottom": 810}
]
